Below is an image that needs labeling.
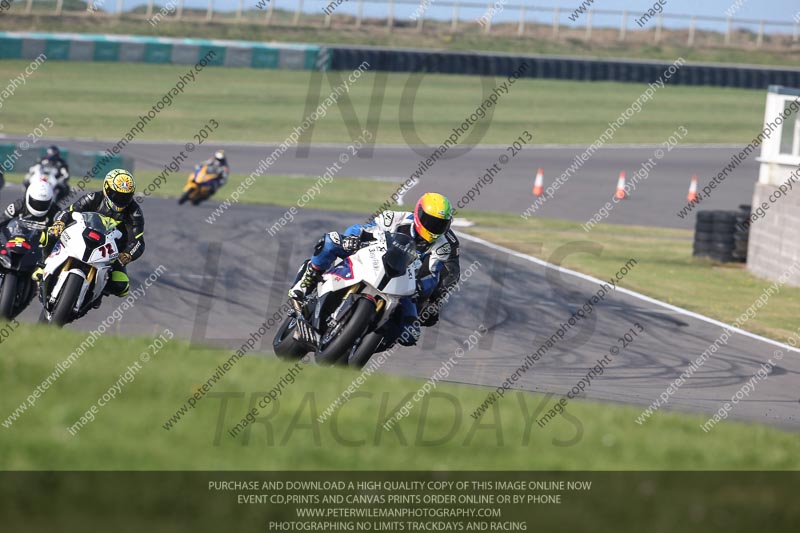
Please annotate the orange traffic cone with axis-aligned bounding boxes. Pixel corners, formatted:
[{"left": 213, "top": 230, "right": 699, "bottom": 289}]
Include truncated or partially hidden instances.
[
  {"left": 532, "top": 168, "right": 544, "bottom": 196},
  {"left": 614, "top": 171, "right": 626, "bottom": 200},
  {"left": 687, "top": 175, "right": 698, "bottom": 202}
]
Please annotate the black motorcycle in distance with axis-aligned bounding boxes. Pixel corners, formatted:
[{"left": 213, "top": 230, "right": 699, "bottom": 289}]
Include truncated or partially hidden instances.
[{"left": 0, "top": 217, "right": 45, "bottom": 319}]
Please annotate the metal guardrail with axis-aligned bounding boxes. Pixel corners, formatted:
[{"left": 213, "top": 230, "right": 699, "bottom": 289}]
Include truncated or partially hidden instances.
[{"left": 7, "top": 0, "right": 800, "bottom": 49}]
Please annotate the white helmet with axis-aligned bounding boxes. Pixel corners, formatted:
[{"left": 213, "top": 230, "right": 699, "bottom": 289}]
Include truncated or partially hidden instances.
[{"left": 26, "top": 181, "right": 54, "bottom": 217}]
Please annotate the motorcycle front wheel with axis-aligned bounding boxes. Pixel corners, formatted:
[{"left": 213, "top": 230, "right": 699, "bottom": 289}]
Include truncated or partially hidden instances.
[
  {"left": 50, "top": 272, "right": 84, "bottom": 327},
  {"left": 347, "top": 330, "right": 384, "bottom": 368},
  {"left": 0, "top": 272, "right": 17, "bottom": 320},
  {"left": 316, "top": 298, "right": 376, "bottom": 365},
  {"left": 272, "top": 315, "right": 310, "bottom": 359}
]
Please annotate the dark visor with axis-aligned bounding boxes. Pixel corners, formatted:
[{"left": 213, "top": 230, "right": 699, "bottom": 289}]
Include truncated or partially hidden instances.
[
  {"left": 107, "top": 187, "right": 133, "bottom": 207},
  {"left": 416, "top": 205, "right": 451, "bottom": 235},
  {"left": 28, "top": 197, "right": 51, "bottom": 212}
]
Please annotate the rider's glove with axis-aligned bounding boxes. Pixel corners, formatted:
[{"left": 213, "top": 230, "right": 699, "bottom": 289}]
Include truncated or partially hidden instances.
[
  {"left": 118, "top": 252, "right": 132, "bottom": 266},
  {"left": 341, "top": 235, "right": 360, "bottom": 254},
  {"left": 49, "top": 221, "right": 66, "bottom": 238}
]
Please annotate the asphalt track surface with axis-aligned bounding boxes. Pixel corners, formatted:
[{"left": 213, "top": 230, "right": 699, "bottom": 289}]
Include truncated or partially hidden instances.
[
  {"left": 0, "top": 136, "right": 759, "bottom": 229},
  {"left": 5, "top": 185, "right": 798, "bottom": 430}
]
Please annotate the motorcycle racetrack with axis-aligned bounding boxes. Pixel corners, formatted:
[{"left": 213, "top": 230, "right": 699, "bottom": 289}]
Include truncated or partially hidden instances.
[
  {"left": 0, "top": 136, "right": 758, "bottom": 229},
  {"left": 6, "top": 182, "right": 798, "bottom": 430}
]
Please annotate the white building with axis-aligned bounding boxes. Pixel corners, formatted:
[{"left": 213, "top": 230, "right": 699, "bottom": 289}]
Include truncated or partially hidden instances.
[{"left": 748, "top": 85, "right": 800, "bottom": 285}]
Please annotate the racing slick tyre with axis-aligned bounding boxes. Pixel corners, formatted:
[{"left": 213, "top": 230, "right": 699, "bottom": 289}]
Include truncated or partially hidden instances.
[
  {"left": 695, "top": 222, "right": 714, "bottom": 233},
  {"left": 0, "top": 272, "right": 17, "bottom": 320},
  {"left": 50, "top": 272, "right": 83, "bottom": 327},
  {"left": 272, "top": 315, "right": 310, "bottom": 359},
  {"left": 694, "top": 231, "right": 714, "bottom": 242},
  {"left": 178, "top": 191, "right": 191, "bottom": 205},
  {"left": 316, "top": 297, "right": 376, "bottom": 365},
  {"left": 712, "top": 211, "right": 736, "bottom": 223},
  {"left": 711, "top": 233, "right": 735, "bottom": 244},
  {"left": 696, "top": 211, "right": 715, "bottom": 223},
  {"left": 348, "top": 331, "right": 384, "bottom": 368}
]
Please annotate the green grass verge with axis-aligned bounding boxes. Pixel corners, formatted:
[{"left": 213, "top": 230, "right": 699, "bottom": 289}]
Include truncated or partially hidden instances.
[
  {"left": 1, "top": 323, "right": 798, "bottom": 470},
  {"left": 4, "top": 12, "right": 800, "bottom": 67},
  {"left": 0, "top": 60, "right": 764, "bottom": 144}
]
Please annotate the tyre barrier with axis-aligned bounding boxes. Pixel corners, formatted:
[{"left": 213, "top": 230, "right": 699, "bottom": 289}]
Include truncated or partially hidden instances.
[
  {"left": 329, "top": 46, "right": 800, "bottom": 89},
  {"left": 693, "top": 206, "right": 751, "bottom": 263}
]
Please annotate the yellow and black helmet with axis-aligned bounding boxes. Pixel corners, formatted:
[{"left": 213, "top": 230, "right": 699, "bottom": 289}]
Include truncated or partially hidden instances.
[
  {"left": 103, "top": 169, "right": 136, "bottom": 212},
  {"left": 413, "top": 192, "right": 453, "bottom": 244}
]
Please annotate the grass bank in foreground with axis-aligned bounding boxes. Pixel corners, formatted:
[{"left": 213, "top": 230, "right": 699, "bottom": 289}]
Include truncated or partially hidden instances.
[
  {"left": 0, "top": 61, "right": 763, "bottom": 144},
  {"left": 1, "top": 323, "right": 798, "bottom": 470}
]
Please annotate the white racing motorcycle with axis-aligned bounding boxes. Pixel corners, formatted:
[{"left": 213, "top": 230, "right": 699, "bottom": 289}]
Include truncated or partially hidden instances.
[
  {"left": 25, "top": 163, "right": 69, "bottom": 203},
  {"left": 39, "top": 212, "right": 122, "bottom": 326},
  {"left": 273, "top": 231, "right": 420, "bottom": 365}
]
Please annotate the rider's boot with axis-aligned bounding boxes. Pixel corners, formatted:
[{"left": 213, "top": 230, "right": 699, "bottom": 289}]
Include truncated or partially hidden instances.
[
  {"left": 31, "top": 260, "right": 46, "bottom": 282},
  {"left": 288, "top": 262, "right": 323, "bottom": 303}
]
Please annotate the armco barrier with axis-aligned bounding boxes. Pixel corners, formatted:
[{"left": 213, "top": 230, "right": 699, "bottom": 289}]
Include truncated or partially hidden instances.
[
  {"left": 0, "top": 32, "right": 330, "bottom": 71},
  {"left": 0, "top": 143, "right": 133, "bottom": 181},
  {"left": 329, "top": 46, "right": 800, "bottom": 89}
]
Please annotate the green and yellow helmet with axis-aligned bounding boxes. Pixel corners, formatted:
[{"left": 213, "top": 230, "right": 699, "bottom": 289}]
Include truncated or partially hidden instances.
[
  {"left": 413, "top": 192, "right": 453, "bottom": 244},
  {"left": 103, "top": 169, "right": 136, "bottom": 212}
]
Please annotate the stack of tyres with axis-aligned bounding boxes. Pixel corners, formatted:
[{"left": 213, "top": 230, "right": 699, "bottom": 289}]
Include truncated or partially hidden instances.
[
  {"left": 693, "top": 210, "right": 741, "bottom": 263},
  {"left": 732, "top": 205, "right": 751, "bottom": 262}
]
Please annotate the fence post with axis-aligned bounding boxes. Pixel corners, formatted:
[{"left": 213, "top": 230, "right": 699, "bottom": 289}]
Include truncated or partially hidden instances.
[
  {"left": 356, "top": 0, "right": 363, "bottom": 28},
  {"left": 25, "top": 0, "right": 33, "bottom": 14},
  {"left": 756, "top": 20, "right": 764, "bottom": 48},
  {"left": 451, "top": 0, "right": 459, "bottom": 32},
  {"left": 206, "top": 0, "right": 214, "bottom": 21},
  {"left": 387, "top": 0, "right": 394, "bottom": 32},
  {"left": 266, "top": 0, "right": 275, "bottom": 24},
  {"left": 176, "top": 0, "right": 184, "bottom": 20},
  {"left": 585, "top": 10, "right": 592, "bottom": 40},
  {"left": 146, "top": 0, "right": 154, "bottom": 18},
  {"left": 484, "top": 2, "right": 492, "bottom": 34},
  {"left": 293, "top": 0, "right": 303, "bottom": 26},
  {"left": 55, "top": 0, "right": 64, "bottom": 15},
  {"left": 688, "top": 15, "right": 696, "bottom": 46},
  {"left": 654, "top": 14, "right": 662, "bottom": 42},
  {"left": 417, "top": 10, "right": 425, "bottom": 33},
  {"left": 552, "top": 7, "right": 560, "bottom": 39},
  {"left": 236, "top": 0, "right": 243, "bottom": 21},
  {"left": 517, "top": 5, "right": 526, "bottom": 37},
  {"left": 619, "top": 10, "right": 627, "bottom": 41},
  {"left": 725, "top": 16, "right": 732, "bottom": 44},
  {"left": 794, "top": 21, "right": 799, "bottom": 43},
  {"left": 116, "top": 0, "right": 123, "bottom": 16}
]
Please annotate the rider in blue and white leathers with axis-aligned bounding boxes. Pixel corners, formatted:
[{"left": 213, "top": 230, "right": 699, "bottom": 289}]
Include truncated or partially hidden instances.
[{"left": 289, "top": 194, "right": 460, "bottom": 347}]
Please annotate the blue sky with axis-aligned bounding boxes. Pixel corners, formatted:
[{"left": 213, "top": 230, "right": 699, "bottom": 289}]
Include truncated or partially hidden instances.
[{"left": 121, "top": 0, "right": 800, "bottom": 33}]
